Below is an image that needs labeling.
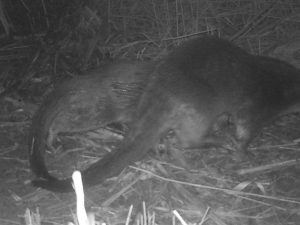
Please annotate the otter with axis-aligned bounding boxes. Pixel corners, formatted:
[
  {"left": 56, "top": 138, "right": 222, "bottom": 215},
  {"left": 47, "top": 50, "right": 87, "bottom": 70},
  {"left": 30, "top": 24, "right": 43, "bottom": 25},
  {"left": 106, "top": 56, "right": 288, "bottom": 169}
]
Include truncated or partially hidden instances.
[
  {"left": 29, "top": 37, "right": 300, "bottom": 192},
  {"left": 29, "top": 61, "right": 154, "bottom": 191}
]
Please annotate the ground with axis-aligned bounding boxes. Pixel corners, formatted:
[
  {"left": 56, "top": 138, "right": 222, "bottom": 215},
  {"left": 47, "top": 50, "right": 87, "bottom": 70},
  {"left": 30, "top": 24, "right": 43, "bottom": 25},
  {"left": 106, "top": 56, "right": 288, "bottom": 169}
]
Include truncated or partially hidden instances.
[{"left": 0, "top": 93, "right": 300, "bottom": 225}]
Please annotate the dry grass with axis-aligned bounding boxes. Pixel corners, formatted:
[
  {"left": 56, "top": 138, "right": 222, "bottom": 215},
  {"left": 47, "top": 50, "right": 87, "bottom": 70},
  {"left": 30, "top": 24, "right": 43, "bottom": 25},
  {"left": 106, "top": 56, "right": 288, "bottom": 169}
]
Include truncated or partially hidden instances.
[
  {"left": 19, "top": 114, "right": 300, "bottom": 225},
  {"left": 0, "top": 0, "right": 299, "bottom": 225}
]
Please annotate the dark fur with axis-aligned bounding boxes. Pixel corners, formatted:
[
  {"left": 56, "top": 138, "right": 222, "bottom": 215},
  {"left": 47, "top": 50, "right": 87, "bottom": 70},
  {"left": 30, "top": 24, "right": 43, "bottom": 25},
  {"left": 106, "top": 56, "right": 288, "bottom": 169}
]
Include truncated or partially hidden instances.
[{"left": 29, "top": 37, "right": 300, "bottom": 192}]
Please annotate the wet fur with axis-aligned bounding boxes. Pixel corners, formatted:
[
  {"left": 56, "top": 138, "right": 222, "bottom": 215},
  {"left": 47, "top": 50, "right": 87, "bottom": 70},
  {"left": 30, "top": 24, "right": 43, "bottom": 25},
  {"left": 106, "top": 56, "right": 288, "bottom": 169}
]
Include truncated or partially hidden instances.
[
  {"left": 29, "top": 61, "right": 154, "bottom": 191},
  {"left": 29, "top": 37, "right": 300, "bottom": 192}
]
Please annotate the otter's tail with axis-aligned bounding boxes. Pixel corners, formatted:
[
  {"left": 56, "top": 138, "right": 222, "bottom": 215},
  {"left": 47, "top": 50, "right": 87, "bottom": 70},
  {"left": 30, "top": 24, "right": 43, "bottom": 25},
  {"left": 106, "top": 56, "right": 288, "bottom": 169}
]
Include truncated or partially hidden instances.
[{"left": 30, "top": 137, "right": 153, "bottom": 192}]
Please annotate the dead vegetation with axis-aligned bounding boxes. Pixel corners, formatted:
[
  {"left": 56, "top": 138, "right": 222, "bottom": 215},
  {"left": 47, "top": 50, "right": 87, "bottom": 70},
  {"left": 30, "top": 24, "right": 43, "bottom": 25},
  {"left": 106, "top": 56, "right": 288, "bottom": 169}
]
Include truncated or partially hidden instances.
[{"left": 0, "top": 0, "right": 299, "bottom": 225}]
